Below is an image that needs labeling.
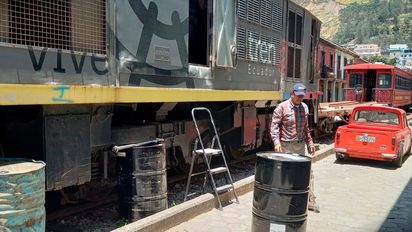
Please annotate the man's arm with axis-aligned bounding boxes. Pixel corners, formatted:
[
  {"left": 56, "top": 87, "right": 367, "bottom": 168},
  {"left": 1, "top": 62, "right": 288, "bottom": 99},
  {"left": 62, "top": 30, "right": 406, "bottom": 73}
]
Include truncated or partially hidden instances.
[
  {"left": 304, "top": 114, "right": 315, "bottom": 156},
  {"left": 270, "top": 105, "right": 283, "bottom": 149}
]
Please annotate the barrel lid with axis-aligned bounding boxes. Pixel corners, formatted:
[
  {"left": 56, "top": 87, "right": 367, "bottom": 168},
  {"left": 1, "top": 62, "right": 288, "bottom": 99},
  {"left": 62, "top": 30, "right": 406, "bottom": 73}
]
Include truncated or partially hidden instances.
[
  {"left": 0, "top": 160, "right": 45, "bottom": 176},
  {"left": 257, "top": 152, "right": 310, "bottom": 162}
]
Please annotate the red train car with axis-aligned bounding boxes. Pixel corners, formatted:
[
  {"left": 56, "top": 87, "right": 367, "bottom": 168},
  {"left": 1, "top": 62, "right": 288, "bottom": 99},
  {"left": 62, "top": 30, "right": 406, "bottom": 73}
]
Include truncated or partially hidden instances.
[{"left": 344, "top": 63, "right": 412, "bottom": 108}]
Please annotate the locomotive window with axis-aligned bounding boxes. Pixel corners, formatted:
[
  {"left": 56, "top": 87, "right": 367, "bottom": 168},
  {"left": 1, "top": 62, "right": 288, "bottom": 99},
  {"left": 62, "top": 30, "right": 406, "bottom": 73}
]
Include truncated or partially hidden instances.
[
  {"left": 2, "top": 0, "right": 106, "bottom": 55},
  {"left": 287, "top": 46, "right": 294, "bottom": 77},
  {"left": 296, "top": 15, "right": 302, "bottom": 45},
  {"left": 377, "top": 73, "right": 391, "bottom": 88},
  {"left": 288, "top": 11, "right": 295, "bottom": 43},
  {"left": 295, "top": 49, "right": 301, "bottom": 78},
  {"left": 189, "top": 0, "right": 208, "bottom": 65},
  {"left": 349, "top": 74, "right": 362, "bottom": 88},
  {"left": 286, "top": 10, "right": 303, "bottom": 79}
]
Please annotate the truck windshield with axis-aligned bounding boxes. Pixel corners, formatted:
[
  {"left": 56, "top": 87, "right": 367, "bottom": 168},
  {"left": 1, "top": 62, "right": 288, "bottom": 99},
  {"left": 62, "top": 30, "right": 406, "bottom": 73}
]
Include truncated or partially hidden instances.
[{"left": 353, "top": 110, "right": 399, "bottom": 125}]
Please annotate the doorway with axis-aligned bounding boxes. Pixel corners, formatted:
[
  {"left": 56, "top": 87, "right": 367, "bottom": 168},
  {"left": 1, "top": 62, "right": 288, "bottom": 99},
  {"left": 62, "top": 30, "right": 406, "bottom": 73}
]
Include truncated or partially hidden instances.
[{"left": 365, "top": 70, "right": 376, "bottom": 101}]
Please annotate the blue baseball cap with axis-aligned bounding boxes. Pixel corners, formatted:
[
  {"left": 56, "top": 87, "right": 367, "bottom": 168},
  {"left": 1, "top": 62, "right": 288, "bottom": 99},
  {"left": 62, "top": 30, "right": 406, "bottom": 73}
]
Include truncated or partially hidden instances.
[{"left": 292, "top": 83, "right": 306, "bottom": 96}]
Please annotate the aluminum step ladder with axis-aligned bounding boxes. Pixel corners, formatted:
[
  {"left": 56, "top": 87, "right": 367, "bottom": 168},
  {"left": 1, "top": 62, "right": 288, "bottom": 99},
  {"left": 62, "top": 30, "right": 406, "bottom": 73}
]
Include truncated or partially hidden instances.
[{"left": 184, "top": 107, "right": 239, "bottom": 210}]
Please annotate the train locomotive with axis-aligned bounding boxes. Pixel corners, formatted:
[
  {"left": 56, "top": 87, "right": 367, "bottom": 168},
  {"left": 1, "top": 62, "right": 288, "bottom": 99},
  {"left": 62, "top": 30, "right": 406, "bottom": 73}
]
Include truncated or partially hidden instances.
[{"left": 0, "top": 0, "right": 321, "bottom": 204}]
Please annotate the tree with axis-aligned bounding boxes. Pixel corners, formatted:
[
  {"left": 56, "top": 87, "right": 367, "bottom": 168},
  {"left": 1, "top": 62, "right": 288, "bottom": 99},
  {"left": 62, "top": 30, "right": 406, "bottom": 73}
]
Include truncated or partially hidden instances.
[{"left": 367, "top": 56, "right": 397, "bottom": 65}]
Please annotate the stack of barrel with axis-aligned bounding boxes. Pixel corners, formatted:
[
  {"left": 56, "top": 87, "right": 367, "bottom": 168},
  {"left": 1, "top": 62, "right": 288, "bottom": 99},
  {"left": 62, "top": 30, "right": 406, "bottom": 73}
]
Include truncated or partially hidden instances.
[
  {"left": 252, "top": 152, "right": 311, "bottom": 232},
  {"left": 117, "top": 141, "right": 167, "bottom": 221}
]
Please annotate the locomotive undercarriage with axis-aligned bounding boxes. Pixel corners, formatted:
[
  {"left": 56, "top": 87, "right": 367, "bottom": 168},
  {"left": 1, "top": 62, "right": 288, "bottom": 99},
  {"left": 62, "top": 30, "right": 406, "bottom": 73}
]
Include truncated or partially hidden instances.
[{"left": 0, "top": 101, "right": 271, "bottom": 205}]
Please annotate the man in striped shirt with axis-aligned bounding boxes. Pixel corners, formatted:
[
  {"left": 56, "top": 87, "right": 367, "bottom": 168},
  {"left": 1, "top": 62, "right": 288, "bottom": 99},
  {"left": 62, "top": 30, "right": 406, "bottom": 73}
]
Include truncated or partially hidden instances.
[{"left": 270, "top": 83, "right": 319, "bottom": 213}]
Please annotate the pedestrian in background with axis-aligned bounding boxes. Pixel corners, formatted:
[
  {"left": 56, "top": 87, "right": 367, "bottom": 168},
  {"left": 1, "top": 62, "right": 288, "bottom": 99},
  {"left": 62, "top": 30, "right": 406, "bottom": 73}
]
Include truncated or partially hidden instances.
[{"left": 270, "top": 83, "right": 320, "bottom": 213}]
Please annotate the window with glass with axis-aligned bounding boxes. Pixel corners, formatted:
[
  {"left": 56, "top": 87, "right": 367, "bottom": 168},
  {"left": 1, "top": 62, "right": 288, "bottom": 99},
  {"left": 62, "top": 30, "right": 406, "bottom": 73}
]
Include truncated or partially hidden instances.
[
  {"left": 377, "top": 73, "right": 391, "bottom": 88},
  {"left": 286, "top": 10, "right": 302, "bottom": 79},
  {"left": 354, "top": 110, "right": 399, "bottom": 125},
  {"left": 349, "top": 74, "right": 362, "bottom": 88}
]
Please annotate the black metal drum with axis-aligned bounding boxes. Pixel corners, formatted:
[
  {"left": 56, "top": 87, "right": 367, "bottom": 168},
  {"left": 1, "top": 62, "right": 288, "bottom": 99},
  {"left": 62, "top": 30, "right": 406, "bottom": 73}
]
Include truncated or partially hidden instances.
[
  {"left": 117, "top": 141, "right": 167, "bottom": 221},
  {"left": 252, "top": 152, "right": 311, "bottom": 232}
]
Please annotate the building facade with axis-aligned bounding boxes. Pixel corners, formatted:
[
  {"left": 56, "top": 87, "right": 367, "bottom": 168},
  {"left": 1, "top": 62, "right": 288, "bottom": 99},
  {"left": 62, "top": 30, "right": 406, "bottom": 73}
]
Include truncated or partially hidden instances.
[{"left": 316, "top": 38, "right": 359, "bottom": 103}]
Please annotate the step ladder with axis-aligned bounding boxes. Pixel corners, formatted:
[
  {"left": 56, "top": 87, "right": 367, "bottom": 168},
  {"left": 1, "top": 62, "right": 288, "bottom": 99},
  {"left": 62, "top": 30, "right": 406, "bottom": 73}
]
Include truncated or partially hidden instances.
[{"left": 184, "top": 107, "right": 239, "bottom": 210}]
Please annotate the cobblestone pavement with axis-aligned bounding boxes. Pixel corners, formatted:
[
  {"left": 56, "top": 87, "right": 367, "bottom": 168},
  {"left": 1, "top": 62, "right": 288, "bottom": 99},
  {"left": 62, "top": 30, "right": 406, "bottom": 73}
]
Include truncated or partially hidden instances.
[{"left": 167, "top": 154, "right": 412, "bottom": 232}]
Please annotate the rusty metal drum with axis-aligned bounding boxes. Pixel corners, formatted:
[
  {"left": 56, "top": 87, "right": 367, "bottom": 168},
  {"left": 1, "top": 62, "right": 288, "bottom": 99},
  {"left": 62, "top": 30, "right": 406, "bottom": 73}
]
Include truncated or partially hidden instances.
[
  {"left": 0, "top": 158, "right": 46, "bottom": 232},
  {"left": 252, "top": 152, "right": 311, "bottom": 232}
]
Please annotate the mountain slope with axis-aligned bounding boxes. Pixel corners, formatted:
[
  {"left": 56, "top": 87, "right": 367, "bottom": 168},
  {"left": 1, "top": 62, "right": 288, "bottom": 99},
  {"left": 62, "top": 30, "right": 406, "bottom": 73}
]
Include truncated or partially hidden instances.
[
  {"left": 293, "top": 0, "right": 412, "bottom": 48},
  {"left": 334, "top": 0, "right": 412, "bottom": 48},
  {"left": 292, "top": 0, "right": 347, "bottom": 39}
]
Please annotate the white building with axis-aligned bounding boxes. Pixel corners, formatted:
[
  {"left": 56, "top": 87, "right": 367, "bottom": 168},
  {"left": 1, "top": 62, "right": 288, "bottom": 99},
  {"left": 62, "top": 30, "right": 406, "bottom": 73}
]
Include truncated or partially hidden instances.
[
  {"left": 354, "top": 44, "right": 381, "bottom": 58},
  {"left": 389, "top": 44, "right": 409, "bottom": 52}
]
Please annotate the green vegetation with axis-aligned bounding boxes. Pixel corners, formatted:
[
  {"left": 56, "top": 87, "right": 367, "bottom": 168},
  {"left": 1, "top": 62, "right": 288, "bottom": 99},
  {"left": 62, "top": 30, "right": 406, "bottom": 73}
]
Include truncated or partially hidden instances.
[
  {"left": 335, "top": 0, "right": 369, "bottom": 4},
  {"left": 334, "top": 0, "right": 412, "bottom": 48},
  {"left": 116, "top": 218, "right": 129, "bottom": 227},
  {"left": 365, "top": 56, "right": 398, "bottom": 65},
  {"left": 169, "top": 201, "right": 177, "bottom": 207}
]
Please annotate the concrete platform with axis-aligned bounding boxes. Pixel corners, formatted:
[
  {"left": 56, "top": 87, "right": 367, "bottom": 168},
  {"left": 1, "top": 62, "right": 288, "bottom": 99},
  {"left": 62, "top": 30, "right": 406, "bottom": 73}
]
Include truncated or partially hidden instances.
[{"left": 112, "top": 144, "right": 335, "bottom": 232}]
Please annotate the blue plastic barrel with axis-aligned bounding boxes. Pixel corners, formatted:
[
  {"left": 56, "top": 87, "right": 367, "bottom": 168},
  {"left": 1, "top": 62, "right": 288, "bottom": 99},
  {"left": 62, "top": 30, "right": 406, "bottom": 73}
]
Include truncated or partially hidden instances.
[{"left": 0, "top": 159, "right": 46, "bottom": 232}]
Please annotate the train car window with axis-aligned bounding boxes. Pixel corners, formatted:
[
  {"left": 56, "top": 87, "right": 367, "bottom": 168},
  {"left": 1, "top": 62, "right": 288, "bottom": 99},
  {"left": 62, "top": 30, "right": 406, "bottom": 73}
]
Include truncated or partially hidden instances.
[
  {"left": 395, "top": 75, "right": 410, "bottom": 90},
  {"left": 377, "top": 73, "right": 391, "bottom": 88},
  {"left": 189, "top": 0, "right": 208, "bottom": 65},
  {"left": 349, "top": 74, "right": 362, "bottom": 88},
  {"left": 4, "top": 0, "right": 106, "bottom": 54}
]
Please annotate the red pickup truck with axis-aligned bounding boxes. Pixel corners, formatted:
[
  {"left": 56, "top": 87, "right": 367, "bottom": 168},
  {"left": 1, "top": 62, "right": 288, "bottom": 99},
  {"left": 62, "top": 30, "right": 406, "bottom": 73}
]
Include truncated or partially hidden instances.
[{"left": 334, "top": 106, "right": 412, "bottom": 167}]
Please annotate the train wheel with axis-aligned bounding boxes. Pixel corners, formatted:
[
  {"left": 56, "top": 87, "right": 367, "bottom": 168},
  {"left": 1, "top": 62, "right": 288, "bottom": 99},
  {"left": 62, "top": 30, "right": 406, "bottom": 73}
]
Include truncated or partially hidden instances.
[{"left": 225, "top": 145, "right": 245, "bottom": 160}]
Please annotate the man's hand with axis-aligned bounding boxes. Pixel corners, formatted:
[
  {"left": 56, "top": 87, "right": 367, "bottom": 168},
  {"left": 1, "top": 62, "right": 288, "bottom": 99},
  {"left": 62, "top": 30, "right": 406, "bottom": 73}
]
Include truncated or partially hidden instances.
[
  {"left": 274, "top": 144, "right": 282, "bottom": 152},
  {"left": 309, "top": 145, "right": 316, "bottom": 156}
]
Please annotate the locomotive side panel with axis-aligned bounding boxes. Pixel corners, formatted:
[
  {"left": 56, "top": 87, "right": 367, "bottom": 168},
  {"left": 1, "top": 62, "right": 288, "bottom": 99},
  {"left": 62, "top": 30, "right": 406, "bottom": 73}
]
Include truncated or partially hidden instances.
[
  {"left": 115, "top": 0, "right": 281, "bottom": 91},
  {"left": 211, "top": 0, "right": 285, "bottom": 92},
  {"left": 115, "top": 0, "right": 190, "bottom": 87}
]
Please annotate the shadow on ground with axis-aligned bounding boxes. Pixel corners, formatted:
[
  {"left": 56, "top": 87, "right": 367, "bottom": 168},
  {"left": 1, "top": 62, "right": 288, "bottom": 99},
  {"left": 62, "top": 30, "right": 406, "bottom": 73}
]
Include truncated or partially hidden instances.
[
  {"left": 333, "top": 154, "right": 411, "bottom": 170},
  {"left": 379, "top": 175, "right": 412, "bottom": 232}
]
